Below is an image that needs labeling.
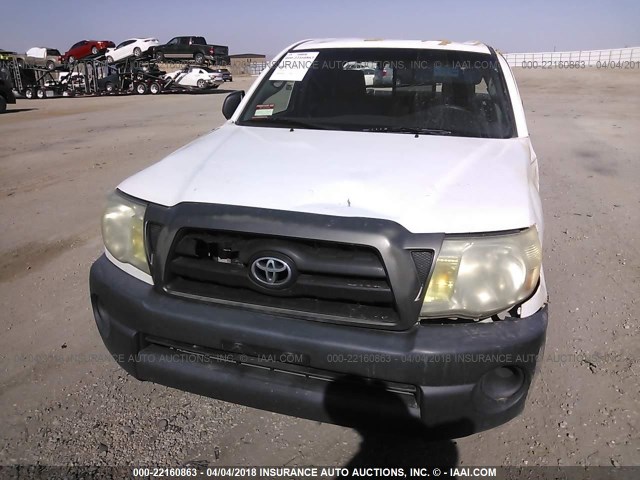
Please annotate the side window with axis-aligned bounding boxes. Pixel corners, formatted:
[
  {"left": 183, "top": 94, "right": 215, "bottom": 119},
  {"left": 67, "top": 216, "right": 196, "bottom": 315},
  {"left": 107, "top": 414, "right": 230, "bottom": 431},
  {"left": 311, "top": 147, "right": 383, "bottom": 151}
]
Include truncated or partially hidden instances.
[
  {"left": 116, "top": 40, "right": 134, "bottom": 49},
  {"left": 179, "top": 38, "right": 191, "bottom": 45},
  {"left": 476, "top": 77, "right": 489, "bottom": 94},
  {"left": 167, "top": 38, "right": 179, "bottom": 46},
  {"left": 479, "top": 75, "right": 506, "bottom": 132},
  {"left": 272, "top": 82, "right": 295, "bottom": 114},
  {"left": 193, "top": 37, "right": 206, "bottom": 45}
]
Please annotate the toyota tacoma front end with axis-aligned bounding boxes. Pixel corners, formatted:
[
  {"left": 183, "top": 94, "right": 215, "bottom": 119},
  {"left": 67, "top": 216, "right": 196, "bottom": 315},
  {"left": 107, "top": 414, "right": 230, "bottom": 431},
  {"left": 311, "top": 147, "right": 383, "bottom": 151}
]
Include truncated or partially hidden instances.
[{"left": 90, "top": 38, "right": 548, "bottom": 437}]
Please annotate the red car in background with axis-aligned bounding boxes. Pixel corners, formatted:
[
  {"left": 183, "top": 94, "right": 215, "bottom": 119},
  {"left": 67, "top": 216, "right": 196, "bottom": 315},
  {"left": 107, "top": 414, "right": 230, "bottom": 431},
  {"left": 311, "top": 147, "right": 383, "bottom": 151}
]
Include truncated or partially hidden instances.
[{"left": 62, "top": 40, "right": 115, "bottom": 63}]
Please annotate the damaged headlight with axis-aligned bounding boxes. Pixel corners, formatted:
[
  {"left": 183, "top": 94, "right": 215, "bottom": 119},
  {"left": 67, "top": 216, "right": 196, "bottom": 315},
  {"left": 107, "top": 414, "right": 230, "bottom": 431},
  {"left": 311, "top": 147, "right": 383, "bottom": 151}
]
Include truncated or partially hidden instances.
[
  {"left": 101, "top": 190, "right": 149, "bottom": 274},
  {"left": 421, "top": 227, "right": 542, "bottom": 320}
]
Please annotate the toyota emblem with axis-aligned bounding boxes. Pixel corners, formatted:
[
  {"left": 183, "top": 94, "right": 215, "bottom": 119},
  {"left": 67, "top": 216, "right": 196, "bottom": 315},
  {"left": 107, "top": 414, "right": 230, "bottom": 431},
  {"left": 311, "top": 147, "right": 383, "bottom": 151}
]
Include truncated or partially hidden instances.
[{"left": 250, "top": 256, "right": 293, "bottom": 287}]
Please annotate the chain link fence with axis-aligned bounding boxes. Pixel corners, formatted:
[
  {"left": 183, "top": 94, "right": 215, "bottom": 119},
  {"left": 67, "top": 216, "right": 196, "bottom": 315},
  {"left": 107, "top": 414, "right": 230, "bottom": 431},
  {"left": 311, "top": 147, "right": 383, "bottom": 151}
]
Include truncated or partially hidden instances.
[{"left": 503, "top": 47, "right": 639, "bottom": 67}]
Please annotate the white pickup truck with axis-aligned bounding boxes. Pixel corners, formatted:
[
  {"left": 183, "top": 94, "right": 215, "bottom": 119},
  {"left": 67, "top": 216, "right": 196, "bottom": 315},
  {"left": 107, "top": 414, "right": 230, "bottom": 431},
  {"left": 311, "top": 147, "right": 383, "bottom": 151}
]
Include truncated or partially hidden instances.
[{"left": 91, "top": 38, "right": 547, "bottom": 437}]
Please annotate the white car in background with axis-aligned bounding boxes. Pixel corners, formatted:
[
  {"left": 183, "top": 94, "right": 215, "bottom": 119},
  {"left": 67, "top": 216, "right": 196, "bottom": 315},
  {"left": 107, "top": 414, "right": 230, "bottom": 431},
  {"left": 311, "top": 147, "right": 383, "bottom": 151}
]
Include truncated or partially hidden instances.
[
  {"left": 105, "top": 38, "right": 159, "bottom": 63},
  {"left": 343, "top": 61, "right": 376, "bottom": 86},
  {"left": 163, "top": 66, "right": 224, "bottom": 89}
]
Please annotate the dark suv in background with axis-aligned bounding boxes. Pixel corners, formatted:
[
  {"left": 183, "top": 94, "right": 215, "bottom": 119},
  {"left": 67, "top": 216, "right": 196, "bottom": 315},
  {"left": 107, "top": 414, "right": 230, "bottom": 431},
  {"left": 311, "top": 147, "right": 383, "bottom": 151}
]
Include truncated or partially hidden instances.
[
  {"left": 153, "top": 36, "right": 229, "bottom": 65},
  {"left": 0, "top": 78, "right": 17, "bottom": 113}
]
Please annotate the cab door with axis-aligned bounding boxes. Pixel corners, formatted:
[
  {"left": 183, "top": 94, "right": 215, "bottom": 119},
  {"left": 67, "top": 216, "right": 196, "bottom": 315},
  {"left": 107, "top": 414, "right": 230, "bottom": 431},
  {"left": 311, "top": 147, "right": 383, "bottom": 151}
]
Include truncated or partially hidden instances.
[
  {"left": 77, "top": 41, "right": 91, "bottom": 58},
  {"left": 163, "top": 38, "right": 180, "bottom": 58},
  {"left": 176, "top": 37, "right": 192, "bottom": 58},
  {"left": 183, "top": 69, "right": 199, "bottom": 86},
  {"left": 67, "top": 41, "right": 86, "bottom": 58},
  {"left": 113, "top": 40, "right": 136, "bottom": 61}
]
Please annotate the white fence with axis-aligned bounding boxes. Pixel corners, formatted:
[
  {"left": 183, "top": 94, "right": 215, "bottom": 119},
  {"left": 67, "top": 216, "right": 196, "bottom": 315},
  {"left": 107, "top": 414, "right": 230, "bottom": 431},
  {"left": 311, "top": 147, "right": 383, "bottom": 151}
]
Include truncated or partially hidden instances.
[{"left": 503, "top": 47, "right": 640, "bottom": 67}]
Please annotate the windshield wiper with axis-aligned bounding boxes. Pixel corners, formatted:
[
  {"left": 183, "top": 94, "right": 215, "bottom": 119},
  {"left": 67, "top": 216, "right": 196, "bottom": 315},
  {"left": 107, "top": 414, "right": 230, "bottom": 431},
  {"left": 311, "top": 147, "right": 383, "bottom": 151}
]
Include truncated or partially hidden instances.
[
  {"left": 389, "top": 127, "right": 454, "bottom": 136},
  {"left": 366, "top": 126, "right": 453, "bottom": 136},
  {"left": 246, "top": 117, "right": 331, "bottom": 130}
]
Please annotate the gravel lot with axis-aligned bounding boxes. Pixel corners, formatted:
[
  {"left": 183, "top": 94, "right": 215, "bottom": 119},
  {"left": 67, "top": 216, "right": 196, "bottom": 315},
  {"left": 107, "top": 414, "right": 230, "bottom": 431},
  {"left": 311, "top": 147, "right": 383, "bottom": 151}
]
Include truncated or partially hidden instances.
[{"left": 0, "top": 69, "right": 638, "bottom": 471}]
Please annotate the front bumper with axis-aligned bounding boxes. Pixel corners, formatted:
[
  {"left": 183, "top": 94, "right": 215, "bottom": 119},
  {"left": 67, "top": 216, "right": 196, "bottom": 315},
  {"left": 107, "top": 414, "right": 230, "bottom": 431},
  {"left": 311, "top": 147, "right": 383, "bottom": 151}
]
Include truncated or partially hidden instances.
[
  {"left": 4, "top": 90, "right": 16, "bottom": 104},
  {"left": 90, "top": 254, "right": 547, "bottom": 437}
]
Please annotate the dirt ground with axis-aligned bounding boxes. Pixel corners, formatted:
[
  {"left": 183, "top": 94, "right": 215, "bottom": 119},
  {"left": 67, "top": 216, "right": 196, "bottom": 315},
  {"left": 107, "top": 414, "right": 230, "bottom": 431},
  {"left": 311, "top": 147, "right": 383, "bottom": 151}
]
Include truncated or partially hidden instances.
[{"left": 0, "top": 69, "right": 638, "bottom": 471}]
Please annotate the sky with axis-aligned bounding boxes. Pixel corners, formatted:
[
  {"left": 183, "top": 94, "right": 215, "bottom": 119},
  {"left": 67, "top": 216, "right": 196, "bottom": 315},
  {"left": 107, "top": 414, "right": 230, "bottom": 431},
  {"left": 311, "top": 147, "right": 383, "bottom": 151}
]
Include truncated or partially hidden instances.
[{"left": 1, "top": 0, "right": 638, "bottom": 58}]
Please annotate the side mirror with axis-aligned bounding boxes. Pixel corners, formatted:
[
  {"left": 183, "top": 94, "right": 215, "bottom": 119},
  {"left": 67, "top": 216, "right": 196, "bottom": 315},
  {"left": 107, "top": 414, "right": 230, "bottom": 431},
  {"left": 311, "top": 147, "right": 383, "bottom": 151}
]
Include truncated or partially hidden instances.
[{"left": 222, "top": 90, "right": 245, "bottom": 120}]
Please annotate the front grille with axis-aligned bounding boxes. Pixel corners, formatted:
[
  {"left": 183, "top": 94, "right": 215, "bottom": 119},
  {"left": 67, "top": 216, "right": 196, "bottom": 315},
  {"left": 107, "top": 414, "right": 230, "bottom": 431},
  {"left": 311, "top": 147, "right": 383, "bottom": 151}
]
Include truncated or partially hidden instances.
[
  {"left": 411, "top": 250, "right": 435, "bottom": 285},
  {"left": 146, "top": 222, "right": 162, "bottom": 267},
  {"left": 162, "top": 229, "right": 399, "bottom": 326}
]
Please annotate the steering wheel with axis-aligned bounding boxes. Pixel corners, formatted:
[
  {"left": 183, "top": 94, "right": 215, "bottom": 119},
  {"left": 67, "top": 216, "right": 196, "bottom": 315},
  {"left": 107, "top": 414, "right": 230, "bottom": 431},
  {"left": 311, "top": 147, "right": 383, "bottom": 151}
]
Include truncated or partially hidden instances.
[{"left": 425, "top": 104, "right": 484, "bottom": 133}]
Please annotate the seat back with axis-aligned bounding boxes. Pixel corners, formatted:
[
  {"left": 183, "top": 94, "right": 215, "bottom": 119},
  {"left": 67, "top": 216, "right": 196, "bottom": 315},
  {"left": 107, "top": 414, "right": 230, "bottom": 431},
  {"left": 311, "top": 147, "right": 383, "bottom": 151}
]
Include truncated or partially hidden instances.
[{"left": 299, "top": 68, "right": 366, "bottom": 116}]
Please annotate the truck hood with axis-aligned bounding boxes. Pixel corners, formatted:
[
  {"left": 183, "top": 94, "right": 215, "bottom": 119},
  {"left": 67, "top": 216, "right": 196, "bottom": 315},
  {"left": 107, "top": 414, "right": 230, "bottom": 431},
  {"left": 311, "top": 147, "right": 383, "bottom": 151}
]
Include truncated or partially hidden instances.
[{"left": 118, "top": 124, "right": 538, "bottom": 233}]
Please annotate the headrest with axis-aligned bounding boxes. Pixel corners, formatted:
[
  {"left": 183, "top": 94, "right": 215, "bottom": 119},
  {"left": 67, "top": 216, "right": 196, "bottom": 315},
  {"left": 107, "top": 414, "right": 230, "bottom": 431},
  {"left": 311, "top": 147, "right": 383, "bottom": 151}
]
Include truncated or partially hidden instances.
[
  {"left": 334, "top": 69, "right": 365, "bottom": 97},
  {"left": 304, "top": 68, "right": 365, "bottom": 100}
]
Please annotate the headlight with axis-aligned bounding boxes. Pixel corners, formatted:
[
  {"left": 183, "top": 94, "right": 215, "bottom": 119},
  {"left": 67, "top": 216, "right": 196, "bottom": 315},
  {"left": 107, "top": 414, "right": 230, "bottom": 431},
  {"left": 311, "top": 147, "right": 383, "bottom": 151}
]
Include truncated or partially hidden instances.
[
  {"left": 421, "top": 227, "right": 542, "bottom": 320},
  {"left": 101, "top": 191, "right": 149, "bottom": 274}
]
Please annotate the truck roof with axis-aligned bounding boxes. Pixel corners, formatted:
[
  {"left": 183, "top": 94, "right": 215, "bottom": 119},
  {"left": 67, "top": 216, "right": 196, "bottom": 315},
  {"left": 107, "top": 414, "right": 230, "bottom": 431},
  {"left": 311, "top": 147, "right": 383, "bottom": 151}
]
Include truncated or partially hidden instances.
[{"left": 293, "top": 38, "right": 492, "bottom": 54}]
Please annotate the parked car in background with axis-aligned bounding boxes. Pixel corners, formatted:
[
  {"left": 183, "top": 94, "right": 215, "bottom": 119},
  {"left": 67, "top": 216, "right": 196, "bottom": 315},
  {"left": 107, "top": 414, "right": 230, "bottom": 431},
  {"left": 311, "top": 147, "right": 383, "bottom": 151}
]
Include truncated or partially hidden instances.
[
  {"left": 14, "top": 47, "right": 62, "bottom": 70},
  {"left": 127, "top": 63, "right": 166, "bottom": 86},
  {"left": 163, "top": 65, "right": 223, "bottom": 89},
  {"left": 97, "top": 67, "right": 122, "bottom": 93},
  {"left": 361, "top": 68, "right": 376, "bottom": 86},
  {"left": 347, "top": 66, "right": 375, "bottom": 86},
  {"left": 344, "top": 61, "right": 376, "bottom": 86},
  {"left": 137, "top": 63, "right": 165, "bottom": 78},
  {"left": 105, "top": 38, "right": 160, "bottom": 64},
  {"left": 58, "top": 71, "right": 86, "bottom": 94},
  {"left": 0, "top": 78, "right": 16, "bottom": 113},
  {"left": 62, "top": 40, "right": 115, "bottom": 63},
  {"left": 154, "top": 36, "right": 229, "bottom": 65},
  {"left": 373, "top": 62, "right": 394, "bottom": 86},
  {"left": 212, "top": 68, "right": 233, "bottom": 82}
]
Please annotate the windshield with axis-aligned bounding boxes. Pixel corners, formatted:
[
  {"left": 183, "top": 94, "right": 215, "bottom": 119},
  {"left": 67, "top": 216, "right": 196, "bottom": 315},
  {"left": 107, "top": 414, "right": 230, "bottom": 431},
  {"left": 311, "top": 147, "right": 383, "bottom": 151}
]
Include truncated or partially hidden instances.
[{"left": 238, "top": 48, "right": 515, "bottom": 138}]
